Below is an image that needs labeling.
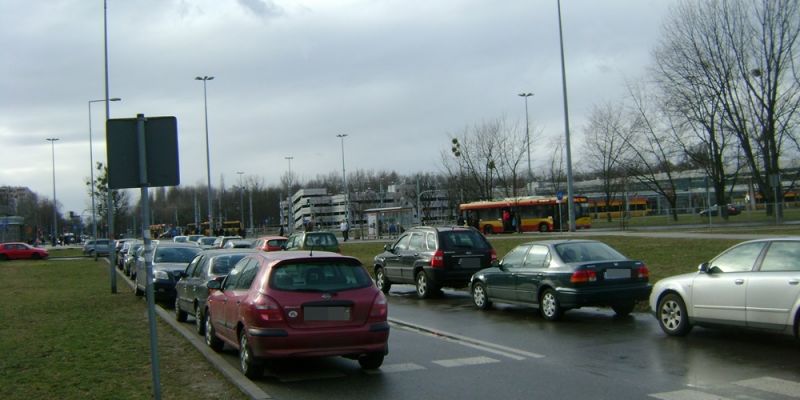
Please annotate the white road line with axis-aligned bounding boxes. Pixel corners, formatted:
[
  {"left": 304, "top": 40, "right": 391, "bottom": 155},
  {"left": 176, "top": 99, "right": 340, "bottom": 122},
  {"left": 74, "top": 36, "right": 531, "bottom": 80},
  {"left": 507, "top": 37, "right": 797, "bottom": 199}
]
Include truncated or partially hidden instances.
[
  {"left": 649, "top": 389, "right": 732, "bottom": 400},
  {"left": 269, "top": 370, "right": 347, "bottom": 383},
  {"left": 363, "top": 363, "right": 427, "bottom": 374},
  {"left": 432, "top": 356, "right": 500, "bottom": 368},
  {"left": 734, "top": 376, "right": 800, "bottom": 398}
]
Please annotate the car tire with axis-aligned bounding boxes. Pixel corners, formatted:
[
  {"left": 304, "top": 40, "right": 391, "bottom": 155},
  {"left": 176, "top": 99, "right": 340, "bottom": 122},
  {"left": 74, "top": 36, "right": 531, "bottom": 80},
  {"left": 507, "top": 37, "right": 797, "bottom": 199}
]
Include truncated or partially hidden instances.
[
  {"left": 471, "top": 282, "right": 491, "bottom": 310},
  {"left": 195, "top": 305, "right": 205, "bottom": 335},
  {"left": 30, "top": 253, "right": 41, "bottom": 260},
  {"left": 134, "top": 282, "right": 144, "bottom": 297},
  {"left": 205, "top": 311, "right": 225, "bottom": 352},
  {"left": 538, "top": 223, "right": 549, "bottom": 233},
  {"left": 358, "top": 352, "right": 384, "bottom": 370},
  {"left": 656, "top": 293, "right": 692, "bottom": 336},
  {"left": 174, "top": 297, "right": 188, "bottom": 322},
  {"left": 612, "top": 301, "right": 635, "bottom": 317},
  {"left": 415, "top": 270, "right": 432, "bottom": 299},
  {"left": 539, "top": 288, "right": 562, "bottom": 321},
  {"left": 0, "top": 254, "right": 7, "bottom": 261},
  {"left": 239, "top": 331, "right": 263, "bottom": 379},
  {"left": 375, "top": 267, "right": 391, "bottom": 294}
]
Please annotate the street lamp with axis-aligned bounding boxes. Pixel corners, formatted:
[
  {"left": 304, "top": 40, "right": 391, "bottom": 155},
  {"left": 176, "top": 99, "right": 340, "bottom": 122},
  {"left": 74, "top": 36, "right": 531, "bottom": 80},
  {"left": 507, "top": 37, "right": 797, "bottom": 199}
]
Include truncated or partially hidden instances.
[
  {"left": 46, "top": 138, "right": 59, "bottom": 245},
  {"left": 236, "top": 171, "right": 244, "bottom": 232},
  {"left": 88, "top": 97, "right": 120, "bottom": 248},
  {"left": 518, "top": 92, "right": 534, "bottom": 188},
  {"left": 195, "top": 75, "right": 214, "bottom": 235},
  {"left": 556, "top": 0, "right": 576, "bottom": 232},
  {"left": 336, "top": 134, "right": 349, "bottom": 223},
  {"left": 417, "top": 189, "right": 438, "bottom": 225},
  {"left": 285, "top": 156, "right": 294, "bottom": 233}
]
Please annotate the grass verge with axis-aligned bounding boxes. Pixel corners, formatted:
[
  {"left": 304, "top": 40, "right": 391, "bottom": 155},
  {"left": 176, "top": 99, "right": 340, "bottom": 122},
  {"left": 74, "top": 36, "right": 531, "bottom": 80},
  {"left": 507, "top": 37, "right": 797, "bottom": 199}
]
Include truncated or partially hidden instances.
[{"left": 0, "top": 259, "right": 248, "bottom": 400}]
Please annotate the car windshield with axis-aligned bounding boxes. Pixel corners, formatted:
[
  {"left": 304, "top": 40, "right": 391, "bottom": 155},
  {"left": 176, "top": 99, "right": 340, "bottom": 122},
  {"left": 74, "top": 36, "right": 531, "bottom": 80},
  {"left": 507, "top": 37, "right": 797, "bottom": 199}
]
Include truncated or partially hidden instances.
[
  {"left": 199, "top": 237, "right": 216, "bottom": 245},
  {"left": 211, "top": 254, "right": 247, "bottom": 275},
  {"left": 270, "top": 261, "right": 372, "bottom": 292},
  {"left": 555, "top": 242, "right": 626, "bottom": 263},
  {"left": 154, "top": 247, "right": 200, "bottom": 263},
  {"left": 439, "top": 230, "right": 491, "bottom": 251}
]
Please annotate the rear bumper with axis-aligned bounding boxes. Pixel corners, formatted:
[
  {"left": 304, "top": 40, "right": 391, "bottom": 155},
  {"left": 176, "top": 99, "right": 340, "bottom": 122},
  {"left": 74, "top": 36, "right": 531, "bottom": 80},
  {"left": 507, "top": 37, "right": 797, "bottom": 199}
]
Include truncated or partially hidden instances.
[
  {"left": 556, "top": 284, "right": 652, "bottom": 308},
  {"left": 426, "top": 267, "right": 482, "bottom": 289},
  {"left": 247, "top": 322, "right": 390, "bottom": 359}
]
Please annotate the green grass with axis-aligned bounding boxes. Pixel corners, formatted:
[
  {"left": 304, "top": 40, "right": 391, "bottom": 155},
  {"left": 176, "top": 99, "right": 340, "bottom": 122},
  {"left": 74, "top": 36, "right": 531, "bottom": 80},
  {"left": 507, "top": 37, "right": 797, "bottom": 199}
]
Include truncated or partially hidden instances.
[{"left": 0, "top": 259, "right": 248, "bottom": 400}]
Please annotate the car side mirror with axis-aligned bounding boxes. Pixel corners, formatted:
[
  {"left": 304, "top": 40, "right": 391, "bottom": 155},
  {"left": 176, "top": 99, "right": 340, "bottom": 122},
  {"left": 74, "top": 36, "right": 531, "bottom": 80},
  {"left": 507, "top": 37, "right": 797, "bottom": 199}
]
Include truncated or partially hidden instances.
[
  {"left": 698, "top": 262, "right": 710, "bottom": 273},
  {"left": 207, "top": 280, "right": 222, "bottom": 290},
  {"left": 384, "top": 243, "right": 392, "bottom": 252}
]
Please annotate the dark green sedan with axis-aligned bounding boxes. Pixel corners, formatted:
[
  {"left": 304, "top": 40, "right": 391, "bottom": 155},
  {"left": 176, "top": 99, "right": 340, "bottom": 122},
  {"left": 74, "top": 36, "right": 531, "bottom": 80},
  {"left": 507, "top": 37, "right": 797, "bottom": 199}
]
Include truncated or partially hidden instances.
[{"left": 469, "top": 239, "right": 652, "bottom": 321}]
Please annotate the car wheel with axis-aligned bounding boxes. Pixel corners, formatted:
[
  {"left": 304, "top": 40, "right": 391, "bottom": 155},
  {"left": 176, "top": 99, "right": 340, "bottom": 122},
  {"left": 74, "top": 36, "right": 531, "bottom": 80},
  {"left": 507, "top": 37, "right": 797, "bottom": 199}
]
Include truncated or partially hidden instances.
[
  {"left": 134, "top": 281, "right": 144, "bottom": 297},
  {"left": 205, "top": 311, "right": 224, "bottom": 352},
  {"left": 195, "top": 305, "right": 205, "bottom": 335},
  {"left": 539, "top": 288, "right": 562, "bottom": 321},
  {"left": 415, "top": 270, "right": 432, "bottom": 299},
  {"left": 0, "top": 254, "right": 7, "bottom": 261},
  {"left": 375, "top": 267, "right": 391, "bottom": 294},
  {"left": 657, "top": 293, "right": 692, "bottom": 336},
  {"left": 30, "top": 253, "right": 41, "bottom": 260},
  {"left": 358, "top": 352, "right": 384, "bottom": 370},
  {"left": 612, "top": 301, "right": 635, "bottom": 317},
  {"left": 174, "top": 297, "right": 187, "bottom": 322},
  {"left": 239, "top": 331, "right": 263, "bottom": 379},
  {"left": 471, "top": 282, "right": 491, "bottom": 310},
  {"left": 538, "top": 223, "right": 549, "bottom": 233}
]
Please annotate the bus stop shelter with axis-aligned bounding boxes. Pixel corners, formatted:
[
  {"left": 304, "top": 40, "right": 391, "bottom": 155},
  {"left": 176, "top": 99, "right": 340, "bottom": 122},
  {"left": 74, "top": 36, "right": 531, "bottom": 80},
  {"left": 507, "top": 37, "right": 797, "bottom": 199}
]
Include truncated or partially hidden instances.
[{"left": 363, "top": 206, "right": 414, "bottom": 240}]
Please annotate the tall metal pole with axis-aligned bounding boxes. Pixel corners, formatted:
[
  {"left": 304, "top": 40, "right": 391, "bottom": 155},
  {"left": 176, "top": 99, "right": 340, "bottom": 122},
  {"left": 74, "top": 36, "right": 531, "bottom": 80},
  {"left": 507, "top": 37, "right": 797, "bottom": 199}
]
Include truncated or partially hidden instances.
[
  {"left": 46, "top": 138, "right": 59, "bottom": 246},
  {"left": 285, "top": 156, "right": 293, "bottom": 233},
  {"left": 518, "top": 92, "right": 534, "bottom": 188},
  {"left": 236, "top": 171, "right": 244, "bottom": 232},
  {"left": 196, "top": 76, "right": 214, "bottom": 236},
  {"left": 336, "top": 134, "right": 349, "bottom": 222},
  {"left": 557, "top": 0, "right": 576, "bottom": 232},
  {"left": 103, "top": 0, "right": 118, "bottom": 292},
  {"left": 89, "top": 98, "right": 120, "bottom": 260}
]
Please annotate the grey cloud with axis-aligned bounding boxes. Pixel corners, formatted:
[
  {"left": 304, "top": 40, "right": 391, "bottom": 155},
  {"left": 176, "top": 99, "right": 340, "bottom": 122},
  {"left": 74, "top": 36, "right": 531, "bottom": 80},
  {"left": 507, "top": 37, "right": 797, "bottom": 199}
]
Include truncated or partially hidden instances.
[{"left": 237, "top": 0, "right": 284, "bottom": 18}]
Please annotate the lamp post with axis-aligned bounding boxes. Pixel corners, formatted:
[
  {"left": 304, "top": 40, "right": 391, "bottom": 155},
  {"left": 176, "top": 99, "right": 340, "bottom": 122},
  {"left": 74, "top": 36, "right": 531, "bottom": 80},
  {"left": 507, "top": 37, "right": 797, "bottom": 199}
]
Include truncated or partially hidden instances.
[
  {"left": 557, "top": 0, "right": 576, "bottom": 232},
  {"left": 46, "top": 138, "right": 59, "bottom": 246},
  {"left": 88, "top": 97, "right": 120, "bottom": 255},
  {"left": 518, "top": 92, "right": 534, "bottom": 188},
  {"left": 195, "top": 76, "right": 214, "bottom": 235},
  {"left": 285, "top": 156, "right": 294, "bottom": 233},
  {"left": 417, "top": 189, "right": 438, "bottom": 225},
  {"left": 236, "top": 171, "right": 244, "bottom": 233},
  {"left": 336, "top": 134, "right": 349, "bottom": 223}
]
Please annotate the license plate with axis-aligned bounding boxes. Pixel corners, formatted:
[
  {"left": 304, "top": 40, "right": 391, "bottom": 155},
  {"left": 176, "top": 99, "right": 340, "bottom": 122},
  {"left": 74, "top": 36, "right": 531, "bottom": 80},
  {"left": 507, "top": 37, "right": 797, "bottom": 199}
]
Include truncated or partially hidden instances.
[
  {"left": 604, "top": 269, "right": 631, "bottom": 279},
  {"left": 458, "top": 257, "right": 481, "bottom": 269},
  {"left": 304, "top": 306, "right": 351, "bottom": 321}
]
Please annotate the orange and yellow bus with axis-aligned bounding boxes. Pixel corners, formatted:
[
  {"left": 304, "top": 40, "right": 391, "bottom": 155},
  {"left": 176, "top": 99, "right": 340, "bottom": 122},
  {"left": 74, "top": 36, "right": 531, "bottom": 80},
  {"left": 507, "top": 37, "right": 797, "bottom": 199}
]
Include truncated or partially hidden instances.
[
  {"left": 588, "top": 197, "right": 651, "bottom": 219},
  {"left": 459, "top": 196, "right": 591, "bottom": 234}
]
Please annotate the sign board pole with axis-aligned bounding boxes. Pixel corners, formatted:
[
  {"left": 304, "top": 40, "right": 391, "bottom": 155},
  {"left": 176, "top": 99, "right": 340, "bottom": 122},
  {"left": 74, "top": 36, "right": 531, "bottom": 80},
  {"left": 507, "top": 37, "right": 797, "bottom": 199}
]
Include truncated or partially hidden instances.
[{"left": 136, "top": 114, "right": 162, "bottom": 400}]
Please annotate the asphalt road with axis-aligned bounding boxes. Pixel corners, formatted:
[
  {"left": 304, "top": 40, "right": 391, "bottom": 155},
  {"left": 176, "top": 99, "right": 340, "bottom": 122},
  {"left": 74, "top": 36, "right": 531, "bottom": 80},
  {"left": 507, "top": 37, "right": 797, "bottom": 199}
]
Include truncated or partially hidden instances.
[{"left": 193, "top": 285, "right": 800, "bottom": 400}]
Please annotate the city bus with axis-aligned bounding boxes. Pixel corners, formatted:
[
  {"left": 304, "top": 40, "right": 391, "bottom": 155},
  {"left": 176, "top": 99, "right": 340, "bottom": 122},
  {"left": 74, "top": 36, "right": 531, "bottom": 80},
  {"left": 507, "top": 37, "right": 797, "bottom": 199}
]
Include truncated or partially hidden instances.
[
  {"left": 459, "top": 196, "right": 591, "bottom": 234},
  {"left": 588, "top": 197, "right": 651, "bottom": 219}
]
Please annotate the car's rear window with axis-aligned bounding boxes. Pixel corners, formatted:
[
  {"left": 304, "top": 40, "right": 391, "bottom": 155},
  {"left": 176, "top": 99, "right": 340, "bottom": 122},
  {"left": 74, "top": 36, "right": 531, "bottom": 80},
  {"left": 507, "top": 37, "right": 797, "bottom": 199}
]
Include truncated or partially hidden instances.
[
  {"left": 267, "top": 239, "right": 287, "bottom": 247},
  {"left": 270, "top": 261, "right": 372, "bottom": 292},
  {"left": 155, "top": 247, "right": 201, "bottom": 263},
  {"left": 555, "top": 242, "right": 626, "bottom": 263},
  {"left": 199, "top": 237, "right": 216, "bottom": 245},
  {"left": 439, "top": 230, "right": 491, "bottom": 251},
  {"left": 211, "top": 254, "right": 247, "bottom": 275},
  {"left": 304, "top": 234, "right": 338, "bottom": 247}
]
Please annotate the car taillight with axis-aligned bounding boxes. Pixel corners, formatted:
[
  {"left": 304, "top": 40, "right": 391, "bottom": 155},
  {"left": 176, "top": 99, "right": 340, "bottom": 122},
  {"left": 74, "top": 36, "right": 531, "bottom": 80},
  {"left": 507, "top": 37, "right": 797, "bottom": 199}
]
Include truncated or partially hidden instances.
[
  {"left": 570, "top": 269, "right": 597, "bottom": 283},
  {"left": 253, "top": 294, "right": 284, "bottom": 321},
  {"left": 369, "top": 292, "right": 388, "bottom": 320},
  {"left": 637, "top": 265, "right": 649, "bottom": 280},
  {"left": 431, "top": 249, "right": 445, "bottom": 268},
  {"left": 490, "top": 249, "right": 497, "bottom": 262}
]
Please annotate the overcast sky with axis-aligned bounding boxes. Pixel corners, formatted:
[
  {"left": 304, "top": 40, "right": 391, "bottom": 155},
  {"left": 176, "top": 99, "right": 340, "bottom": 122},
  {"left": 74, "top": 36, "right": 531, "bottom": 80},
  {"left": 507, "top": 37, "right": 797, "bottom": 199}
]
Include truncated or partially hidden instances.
[{"left": 0, "top": 0, "right": 675, "bottom": 216}]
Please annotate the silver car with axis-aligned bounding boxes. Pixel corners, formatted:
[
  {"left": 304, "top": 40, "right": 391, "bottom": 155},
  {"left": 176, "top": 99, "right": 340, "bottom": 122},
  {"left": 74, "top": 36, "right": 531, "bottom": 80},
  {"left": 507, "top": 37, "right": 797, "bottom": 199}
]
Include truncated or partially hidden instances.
[{"left": 650, "top": 238, "right": 800, "bottom": 337}]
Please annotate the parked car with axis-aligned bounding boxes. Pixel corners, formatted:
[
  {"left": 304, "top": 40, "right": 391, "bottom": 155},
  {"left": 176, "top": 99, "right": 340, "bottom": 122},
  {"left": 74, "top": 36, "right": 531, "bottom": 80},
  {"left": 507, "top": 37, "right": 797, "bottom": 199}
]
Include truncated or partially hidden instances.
[
  {"left": 114, "top": 238, "right": 136, "bottom": 256},
  {"left": 204, "top": 251, "right": 389, "bottom": 378},
  {"left": 252, "top": 235, "right": 288, "bottom": 252},
  {"left": 699, "top": 204, "right": 742, "bottom": 217},
  {"left": 469, "top": 239, "right": 651, "bottom": 320},
  {"left": 117, "top": 240, "right": 140, "bottom": 269},
  {"left": 223, "top": 239, "right": 254, "bottom": 249},
  {"left": 82, "top": 239, "right": 113, "bottom": 256},
  {"left": 197, "top": 236, "right": 217, "bottom": 249},
  {"left": 283, "top": 231, "right": 340, "bottom": 253},
  {"left": 650, "top": 238, "right": 800, "bottom": 337},
  {"left": 187, "top": 234, "right": 203, "bottom": 243},
  {"left": 134, "top": 242, "right": 202, "bottom": 302},
  {"left": 124, "top": 242, "right": 145, "bottom": 278},
  {"left": 374, "top": 226, "right": 496, "bottom": 298},
  {"left": 0, "top": 242, "right": 49, "bottom": 261},
  {"left": 173, "top": 235, "right": 189, "bottom": 243},
  {"left": 212, "top": 235, "right": 242, "bottom": 249},
  {"left": 174, "top": 249, "right": 257, "bottom": 334}
]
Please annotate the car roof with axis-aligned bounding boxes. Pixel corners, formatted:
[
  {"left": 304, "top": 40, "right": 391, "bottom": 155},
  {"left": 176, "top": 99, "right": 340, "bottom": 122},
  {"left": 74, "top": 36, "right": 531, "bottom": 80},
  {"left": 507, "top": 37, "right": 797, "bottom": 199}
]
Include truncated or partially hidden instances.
[
  {"left": 251, "top": 250, "right": 358, "bottom": 263},
  {"left": 256, "top": 235, "right": 288, "bottom": 240},
  {"left": 154, "top": 242, "right": 200, "bottom": 248},
  {"left": 198, "top": 248, "right": 258, "bottom": 256}
]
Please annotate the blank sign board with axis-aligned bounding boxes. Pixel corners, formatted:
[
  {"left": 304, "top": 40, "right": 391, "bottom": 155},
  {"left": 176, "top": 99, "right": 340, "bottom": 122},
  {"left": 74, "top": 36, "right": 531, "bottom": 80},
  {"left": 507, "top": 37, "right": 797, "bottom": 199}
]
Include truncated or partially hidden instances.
[{"left": 106, "top": 116, "right": 180, "bottom": 189}]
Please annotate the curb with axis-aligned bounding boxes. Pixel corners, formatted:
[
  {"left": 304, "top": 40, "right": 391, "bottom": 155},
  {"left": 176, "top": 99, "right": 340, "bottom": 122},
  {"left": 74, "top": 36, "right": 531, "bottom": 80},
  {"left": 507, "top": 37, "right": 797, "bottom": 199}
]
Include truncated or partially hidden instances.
[{"left": 114, "top": 265, "right": 271, "bottom": 400}]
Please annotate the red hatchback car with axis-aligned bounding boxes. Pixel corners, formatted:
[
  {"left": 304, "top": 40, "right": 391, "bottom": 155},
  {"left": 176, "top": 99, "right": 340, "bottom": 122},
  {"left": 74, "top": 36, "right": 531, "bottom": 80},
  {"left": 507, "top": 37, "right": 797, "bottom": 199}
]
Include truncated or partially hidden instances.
[
  {"left": 251, "top": 235, "right": 288, "bottom": 252},
  {"left": 204, "top": 251, "right": 389, "bottom": 378},
  {"left": 0, "top": 242, "right": 49, "bottom": 261}
]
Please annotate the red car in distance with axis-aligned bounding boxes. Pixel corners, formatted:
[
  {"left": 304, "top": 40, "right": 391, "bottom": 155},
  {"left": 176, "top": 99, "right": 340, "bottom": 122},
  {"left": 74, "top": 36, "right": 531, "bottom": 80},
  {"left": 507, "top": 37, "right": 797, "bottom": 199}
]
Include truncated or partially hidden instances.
[
  {"left": 0, "top": 242, "right": 49, "bottom": 261},
  {"left": 204, "top": 251, "right": 389, "bottom": 378},
  {"left": 252, "top": 235, "right": 288, "bottom": 252}
]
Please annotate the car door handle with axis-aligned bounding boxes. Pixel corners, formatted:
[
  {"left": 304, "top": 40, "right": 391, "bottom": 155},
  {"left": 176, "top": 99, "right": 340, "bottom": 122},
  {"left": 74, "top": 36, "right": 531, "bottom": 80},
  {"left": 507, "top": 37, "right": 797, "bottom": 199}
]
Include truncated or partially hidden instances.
[
  {"left": 735, "top": 279, "right": 745, "bottom": 285},
  {"left": 789, "top": 279, "right": 799, "bottom": 285}
]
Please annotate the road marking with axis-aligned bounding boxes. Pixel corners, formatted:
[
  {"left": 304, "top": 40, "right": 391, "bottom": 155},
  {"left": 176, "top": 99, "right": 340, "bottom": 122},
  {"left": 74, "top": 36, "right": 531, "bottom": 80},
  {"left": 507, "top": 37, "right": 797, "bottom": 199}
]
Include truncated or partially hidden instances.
[
  {"left": 734, "top": 376, "right": 800, "bottom": 398},
  {"left": 364, "top": 363, "right": 426, "bottom": 374},
  {"left": 433, "top": 356, "right": 500, "bottom": 368},
  {"left": 649, "top": 389, "right": 732, "bottom": 400},
  {"left": 269, "top": 370, "right": 347, "bottom": 383},
  {"left": 389, "top": 318, "right": 545, "bottom": 360}
]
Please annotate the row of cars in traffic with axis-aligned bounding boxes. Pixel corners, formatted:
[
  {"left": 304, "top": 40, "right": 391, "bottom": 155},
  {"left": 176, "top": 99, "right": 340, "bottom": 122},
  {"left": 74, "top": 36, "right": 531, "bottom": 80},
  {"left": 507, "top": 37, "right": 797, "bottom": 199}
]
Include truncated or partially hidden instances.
[{"left": 109, "top": 226, "right": 799, "bottom": 379}]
